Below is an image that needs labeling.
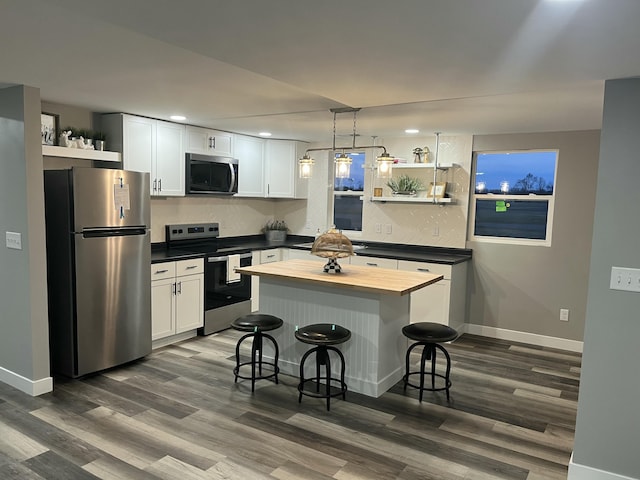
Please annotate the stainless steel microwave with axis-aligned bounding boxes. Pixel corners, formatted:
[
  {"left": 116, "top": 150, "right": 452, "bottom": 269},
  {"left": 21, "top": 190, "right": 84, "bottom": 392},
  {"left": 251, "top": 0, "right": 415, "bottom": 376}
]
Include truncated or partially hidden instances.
[{"left": 185, "top": 153, "right": 238, "bottom": 195}]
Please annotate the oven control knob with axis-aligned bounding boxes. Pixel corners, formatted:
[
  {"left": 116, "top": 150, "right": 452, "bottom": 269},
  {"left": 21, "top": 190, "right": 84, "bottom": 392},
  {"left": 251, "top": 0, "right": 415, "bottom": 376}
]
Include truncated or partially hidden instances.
[
  {"left": 178, "top": 229, "right": 183, "bottom": 233},
  {"left": 172, "top": 229, "right": 178, "bottom": 234}
]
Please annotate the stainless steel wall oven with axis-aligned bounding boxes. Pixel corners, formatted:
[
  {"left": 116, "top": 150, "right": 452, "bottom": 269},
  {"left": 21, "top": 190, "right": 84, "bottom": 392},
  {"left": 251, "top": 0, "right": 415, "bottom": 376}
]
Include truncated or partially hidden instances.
[{"left": 165, "top": 223, "right": 252, "bottom": 335}]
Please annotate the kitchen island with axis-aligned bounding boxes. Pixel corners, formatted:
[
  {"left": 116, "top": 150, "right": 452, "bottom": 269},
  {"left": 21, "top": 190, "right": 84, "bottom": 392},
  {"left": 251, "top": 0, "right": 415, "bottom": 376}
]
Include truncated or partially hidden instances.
[{"left": 235, "top": 259, "right": 443, "bottom": 397}]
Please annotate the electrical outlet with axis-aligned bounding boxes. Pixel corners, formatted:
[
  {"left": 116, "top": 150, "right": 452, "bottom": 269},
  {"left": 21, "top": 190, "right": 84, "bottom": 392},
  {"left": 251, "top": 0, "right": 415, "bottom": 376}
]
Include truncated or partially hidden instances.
[
  {"left": 610, "top": 266, "right": 640, "bottom": 293},
  {"left": 304, "top": 220, "right": 312, "bottom": 230},
  {"left": 560, "top": 308, "right": 569, "bottom": 321},
  {"left": 432, "top": 225, "right": 440, "bottom": 236},
  {"left": 6, "top": 231, "right": 22, "bottom": 250},
  {"left": 385, "top": 224, "right": 392, "bottom": 234},
  {"left": 375, "top": 223, "right": 382, "bottom": 234}
]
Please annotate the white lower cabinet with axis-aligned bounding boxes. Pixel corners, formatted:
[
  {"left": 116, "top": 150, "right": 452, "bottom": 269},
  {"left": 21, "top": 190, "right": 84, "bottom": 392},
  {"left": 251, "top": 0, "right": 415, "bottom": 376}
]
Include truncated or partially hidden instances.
[
  {"left": 285, "top": 248, "right": 325, "bottom": 262},
  {"left": 349, "top": 255, "right": 398, "bottom": 269},
  {"left": 251, "top": 248, "right": 283, "bottom": 312},
  {"left": 151, "top": 259, "right": 204, "bottom": 342},
  {"left": 397, "top": 260, "right": 467, "bottom": 329}
]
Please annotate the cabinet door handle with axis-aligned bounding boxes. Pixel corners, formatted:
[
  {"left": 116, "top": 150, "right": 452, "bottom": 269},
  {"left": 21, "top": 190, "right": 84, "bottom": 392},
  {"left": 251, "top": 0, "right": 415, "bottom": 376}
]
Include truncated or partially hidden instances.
[
  {"left": 212, "top": 136, "right": 216, "bottom": 149},
  {"left": 158, "top": 178, "right": 162, "bottom": 192},
  {"left": 154, "top": 269, "right": 169, "bottom": 274},
  {"left": 177, "top": 281, "right": 182, "bottom": 294},
  {"left": 172, "top": 282, "right": 177, "bottom": 295},
  {"left": 366, "top": 262, "right": 378, "bottom": 267},
  {"left": 153, "top": 179, "right": 157, "bottom": 192},
  {"left": 417, "top": 268, "right": 431, "bottom": 272},
  {"left": 266, "top": 254, "right": 275, "bottom": 259},
  {"left": 185, "top": 265, "right": 198, "bottom": 270}
]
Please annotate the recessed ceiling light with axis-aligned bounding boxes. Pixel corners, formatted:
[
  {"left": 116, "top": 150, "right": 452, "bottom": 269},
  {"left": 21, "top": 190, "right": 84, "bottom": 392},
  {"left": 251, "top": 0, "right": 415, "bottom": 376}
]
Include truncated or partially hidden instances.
[
  {"left": 170, "top": 115, "right": 186, "bottom": 121},
  {"left": 405, "top": 129, "right": 420, "bottom": 134},
  {"left": 259, "top": 132, "right": 272, "bottom": 137}
]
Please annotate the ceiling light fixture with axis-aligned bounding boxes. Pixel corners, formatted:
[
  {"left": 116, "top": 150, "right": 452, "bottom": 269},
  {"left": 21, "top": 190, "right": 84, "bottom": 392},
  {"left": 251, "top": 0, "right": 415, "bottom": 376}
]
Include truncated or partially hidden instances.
[
  {"left": 405, "top": 129, "right": 419, "bottom": 134},
  {"left": 298, "top": 107, "right": 393, "bottom": 180},
  {"left": 259, "top": 132, "right": 272, "bottom": 137},
  {"left": 170, "top": 115, "right": 186, "bottom": 121}
]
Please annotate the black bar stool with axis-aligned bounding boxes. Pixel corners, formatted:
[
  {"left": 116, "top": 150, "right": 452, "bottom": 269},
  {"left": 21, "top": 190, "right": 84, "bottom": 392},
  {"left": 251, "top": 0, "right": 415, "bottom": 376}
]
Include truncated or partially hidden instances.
[
  {"left": 402, "top": 322, "right": 458, "bottom": 402},
  {"left": 231, "top": 313, "right": 283, "bottom": 392},
  {"left": 295, "top": 323, "right": 351, "bottom": 411}
]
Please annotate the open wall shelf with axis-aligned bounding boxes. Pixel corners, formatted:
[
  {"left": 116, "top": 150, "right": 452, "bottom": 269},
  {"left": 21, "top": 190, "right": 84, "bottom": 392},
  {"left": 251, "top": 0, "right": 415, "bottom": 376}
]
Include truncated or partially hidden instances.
[
  {"left": 42, "top": 145, "right": 121, "bottom": 162},
  {"left": 370, "top": 196, "right": 453, "bottom": 204}
]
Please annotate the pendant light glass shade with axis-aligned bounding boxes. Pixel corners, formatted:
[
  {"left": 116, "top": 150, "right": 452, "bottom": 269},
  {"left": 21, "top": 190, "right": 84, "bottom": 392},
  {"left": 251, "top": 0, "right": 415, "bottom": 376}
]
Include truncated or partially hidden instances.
[
  {"left": 335, "top": 153, "right": 352, "bottom": 178},
  {"left": 298, "top": 154, "right": 314, "bottom": 179},
  {"left": 376, "top": 151, "right": 394, "bottom": 178}
]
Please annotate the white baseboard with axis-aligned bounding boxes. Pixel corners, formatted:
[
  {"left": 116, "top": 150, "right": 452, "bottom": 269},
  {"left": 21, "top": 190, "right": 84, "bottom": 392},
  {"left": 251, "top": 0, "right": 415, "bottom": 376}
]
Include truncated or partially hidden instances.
[
  {"left": 461, "top": 323, "right": 583, "bottom": 353},
  {"left": 568, "top": 453, "right": 639, "bottom": 480},
  {"left": 0, "top": 366, "right": 52, "bottom": 396}
]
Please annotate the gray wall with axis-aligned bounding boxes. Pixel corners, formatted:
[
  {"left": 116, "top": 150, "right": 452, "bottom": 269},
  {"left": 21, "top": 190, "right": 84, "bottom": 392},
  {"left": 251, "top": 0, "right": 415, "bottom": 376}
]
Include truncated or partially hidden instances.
[
  {"left": 468, "top": 130, "right": 600, "bottom": 342},
  {"left": 0, "top": 85, "right": 50, "bottom": 385},
  {"left": 571, "top": 78, "right": 640, "bottom": 479}
]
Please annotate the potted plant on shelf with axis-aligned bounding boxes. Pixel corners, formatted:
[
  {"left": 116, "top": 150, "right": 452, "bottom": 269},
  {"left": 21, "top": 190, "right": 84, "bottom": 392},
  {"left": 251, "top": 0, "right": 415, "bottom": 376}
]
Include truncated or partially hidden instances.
[
  {"left": 387, "top": 175, "right": 424, "bottom": 196},
  {"left": 93, "top": 131, "right": 106, "bottom": 151},
  {"left": 262, "top": 220, "right": 289, "bottom": 244}
]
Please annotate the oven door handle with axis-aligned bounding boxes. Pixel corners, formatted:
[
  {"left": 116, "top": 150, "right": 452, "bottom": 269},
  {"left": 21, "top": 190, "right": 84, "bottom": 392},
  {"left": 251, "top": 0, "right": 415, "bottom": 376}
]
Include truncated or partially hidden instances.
[{"left": 207, "top": 253, "right": 252, "bottom": 263}]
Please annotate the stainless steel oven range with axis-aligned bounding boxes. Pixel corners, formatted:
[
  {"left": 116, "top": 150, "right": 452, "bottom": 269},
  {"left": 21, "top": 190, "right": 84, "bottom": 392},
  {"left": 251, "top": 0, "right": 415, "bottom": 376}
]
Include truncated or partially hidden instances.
[{"left": 165, "top": 223, "right": 252, "bottom": 335}]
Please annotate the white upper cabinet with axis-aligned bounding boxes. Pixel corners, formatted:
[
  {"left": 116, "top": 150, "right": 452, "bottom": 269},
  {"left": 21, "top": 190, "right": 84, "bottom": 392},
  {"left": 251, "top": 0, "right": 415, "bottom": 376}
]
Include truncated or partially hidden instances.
[
  {"left": 102, "top": 114, "right": 185, "bottom": 196},
  {"left": 155, "top": 120, "right": 185, "bottom": 196},
  {"left": 233, "top": 136, "right": 307, "bottom": 199},
  {"left": 264, "top": 140, "right": 308, "bottom": 199},
  {"left": 234, "top": 134, "right": 265, "bottom": 197},
  {"left": 185, "top": 126, "right": 233, "bottom": 156}
]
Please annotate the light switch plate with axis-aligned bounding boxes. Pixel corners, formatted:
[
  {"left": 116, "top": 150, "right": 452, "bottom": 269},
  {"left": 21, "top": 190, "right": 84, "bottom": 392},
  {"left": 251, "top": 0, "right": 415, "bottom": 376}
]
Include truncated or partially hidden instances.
[
  {"left": 610, "top": 266, "right": 640, "bottom": 293},
  {"left": 6, "top": 231, "right": 22, "bottom": 250}
]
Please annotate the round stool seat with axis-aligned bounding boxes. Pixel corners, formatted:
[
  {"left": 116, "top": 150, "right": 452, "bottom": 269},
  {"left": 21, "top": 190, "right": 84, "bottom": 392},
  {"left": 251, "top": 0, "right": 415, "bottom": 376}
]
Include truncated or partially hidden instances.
[
  {"left": 231, "top": 313, "right": 283, "bottom": 332},
  {"left": 295, "top": 323, "right": 351, "bottom": 346},
  {"left": 402, "top": 322, "right": 458, "bottom": 343}
]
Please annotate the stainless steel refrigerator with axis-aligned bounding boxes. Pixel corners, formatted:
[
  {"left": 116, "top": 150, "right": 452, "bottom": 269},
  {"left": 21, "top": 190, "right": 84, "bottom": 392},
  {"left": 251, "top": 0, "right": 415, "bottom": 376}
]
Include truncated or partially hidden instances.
[{"left": 44, "top": 167, "right": 151, "bottom": 378}]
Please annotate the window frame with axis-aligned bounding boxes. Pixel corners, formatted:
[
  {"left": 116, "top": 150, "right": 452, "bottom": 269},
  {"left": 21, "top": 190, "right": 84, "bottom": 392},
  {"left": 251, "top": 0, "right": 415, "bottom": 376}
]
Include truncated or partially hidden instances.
[
  {"left": 468, "top": 149, "right": 558, "bottom": 247},
  {"left": 331, "top": 150, "right": 366, "bottom": 236}
]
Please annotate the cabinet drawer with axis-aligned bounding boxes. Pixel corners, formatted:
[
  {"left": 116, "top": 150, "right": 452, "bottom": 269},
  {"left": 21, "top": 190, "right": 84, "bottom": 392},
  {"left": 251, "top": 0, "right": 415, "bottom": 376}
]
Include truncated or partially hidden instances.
[
  {"left": 397, "top": 260, "right": 451, "bottom": 280},
  {"left": 350, "top": 256, "right": 398, "bottom": 269},
  {"left": 151, "top": 262, "right": 176, "bottom": 280},
  {"left": 176, "top": 258, "right": 204, "bottom": 276},
  {"left": 260, "top": 248, "right": 281, "bottom": 264}
]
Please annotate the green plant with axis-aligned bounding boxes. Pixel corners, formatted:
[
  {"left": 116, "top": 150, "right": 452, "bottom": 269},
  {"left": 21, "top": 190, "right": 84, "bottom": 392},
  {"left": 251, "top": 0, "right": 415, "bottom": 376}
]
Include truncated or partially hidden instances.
[
  {"left": 93, "top": 130, "right": 106, "bottom": 141},
  {"left": 386, "top": 175, "right": 424, "bottom": 193},
  {"left": 262, "top": 220, "right": 289, "bottom": 232}
]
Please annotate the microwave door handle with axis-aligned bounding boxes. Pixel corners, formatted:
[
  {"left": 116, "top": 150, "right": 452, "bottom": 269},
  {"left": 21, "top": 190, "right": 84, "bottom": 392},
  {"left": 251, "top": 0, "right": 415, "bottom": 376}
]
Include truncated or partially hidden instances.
[{"left": 228, "top": 162, "right": 236, "bottom": 193}]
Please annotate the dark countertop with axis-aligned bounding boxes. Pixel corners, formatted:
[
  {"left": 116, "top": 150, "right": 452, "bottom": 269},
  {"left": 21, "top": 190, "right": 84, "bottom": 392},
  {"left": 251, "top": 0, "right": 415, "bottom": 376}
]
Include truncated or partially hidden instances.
[{"left": 151, "top": 234, "right": 472, "bottom": 265}]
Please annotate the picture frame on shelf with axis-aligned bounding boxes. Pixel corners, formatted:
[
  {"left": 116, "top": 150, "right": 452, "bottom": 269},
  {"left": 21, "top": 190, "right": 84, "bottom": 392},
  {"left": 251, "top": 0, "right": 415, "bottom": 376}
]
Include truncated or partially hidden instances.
[
  {"left": 41, "top": 112, "right": 59, "bottom": 146},
  {"left": 427, "top": 181, "right": 447, "bottom": 198}
]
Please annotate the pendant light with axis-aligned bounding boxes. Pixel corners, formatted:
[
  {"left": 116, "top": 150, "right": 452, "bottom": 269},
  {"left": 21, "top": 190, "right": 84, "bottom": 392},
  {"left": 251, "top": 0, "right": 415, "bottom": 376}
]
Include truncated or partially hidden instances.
[
  {"left": 298, "top": 107, "right": 394, "bottom": 179},
  {"left": 375, "top": 151, "right": 394, "bottom": 178},
  {"left": 298, "top": 154, "right": 314, "bottom": 179}
]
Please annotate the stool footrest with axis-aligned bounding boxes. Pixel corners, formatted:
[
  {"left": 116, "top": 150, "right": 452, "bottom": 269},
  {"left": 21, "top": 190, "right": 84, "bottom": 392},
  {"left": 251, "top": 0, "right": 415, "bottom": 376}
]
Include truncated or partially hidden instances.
[
  {"left": 403, "top": 371, "right": 451, "bottom": 392},
  {"left": 234, "top": 361, "right": 279, "bottom": 383},
  {"left": 297, "top": 378, "right": 348, "bottom": 399}
]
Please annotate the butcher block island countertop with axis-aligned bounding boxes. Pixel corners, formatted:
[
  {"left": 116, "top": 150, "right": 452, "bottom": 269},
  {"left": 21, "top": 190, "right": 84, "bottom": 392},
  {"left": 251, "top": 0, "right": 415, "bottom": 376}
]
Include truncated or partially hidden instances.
[{"left": 235, "top": 259, "right": 443, "bottom": 296}]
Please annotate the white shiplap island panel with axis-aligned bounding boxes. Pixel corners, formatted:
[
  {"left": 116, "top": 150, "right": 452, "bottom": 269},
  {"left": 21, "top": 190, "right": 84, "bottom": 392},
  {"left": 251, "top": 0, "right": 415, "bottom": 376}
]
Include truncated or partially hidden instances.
[{"left": 236, "top": 259, "right": 443, "bottom": 397}]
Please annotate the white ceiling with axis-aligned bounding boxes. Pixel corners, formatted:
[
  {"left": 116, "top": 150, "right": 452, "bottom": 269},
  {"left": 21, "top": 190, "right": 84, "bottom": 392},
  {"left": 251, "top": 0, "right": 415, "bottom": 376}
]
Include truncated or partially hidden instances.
[{"left": 1, "top": 0, "right": 638, "bottom": 144}]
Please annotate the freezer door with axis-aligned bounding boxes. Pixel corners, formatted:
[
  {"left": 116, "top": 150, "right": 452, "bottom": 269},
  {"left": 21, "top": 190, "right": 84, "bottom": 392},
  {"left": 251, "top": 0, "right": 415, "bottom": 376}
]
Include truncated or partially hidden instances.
[
  {"left": 72, "top": 167, "right": 150, "bottom": 230},
  {"left": 73, "top": 230, "right": 151, "bottom": 376}
]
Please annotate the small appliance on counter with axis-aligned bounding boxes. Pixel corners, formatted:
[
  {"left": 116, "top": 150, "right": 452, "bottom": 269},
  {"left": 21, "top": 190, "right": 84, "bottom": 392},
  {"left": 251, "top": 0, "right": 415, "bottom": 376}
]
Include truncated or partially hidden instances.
[
  {"left": 165, "top": 223, "right": 252, "bottom": 334},
  {"left": 44, "top": 167, "right": 152, "bottom": 378}
]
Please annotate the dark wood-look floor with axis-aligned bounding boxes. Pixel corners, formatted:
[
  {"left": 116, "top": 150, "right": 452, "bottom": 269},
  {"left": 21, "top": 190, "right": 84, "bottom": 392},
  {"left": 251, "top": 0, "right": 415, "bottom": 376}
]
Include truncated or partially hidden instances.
[{"left": 0, "top": 332, "right": 581, "bottom": 479}]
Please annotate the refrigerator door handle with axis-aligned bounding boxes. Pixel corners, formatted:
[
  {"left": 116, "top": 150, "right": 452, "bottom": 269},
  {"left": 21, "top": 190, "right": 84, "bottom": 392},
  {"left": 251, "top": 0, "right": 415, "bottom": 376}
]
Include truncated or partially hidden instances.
[{"left": 81, "top": 226, "right": 148, "bottom": 238}]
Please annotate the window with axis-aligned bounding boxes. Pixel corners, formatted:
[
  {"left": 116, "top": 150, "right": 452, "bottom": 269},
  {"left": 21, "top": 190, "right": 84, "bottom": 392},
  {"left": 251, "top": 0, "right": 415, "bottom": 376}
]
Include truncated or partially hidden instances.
[
  {"left": 470, "top": 150, "right": 558, "bottom": 246},
  {"left": 333, "top": 152, "right": 365, "bottom": 232}
]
